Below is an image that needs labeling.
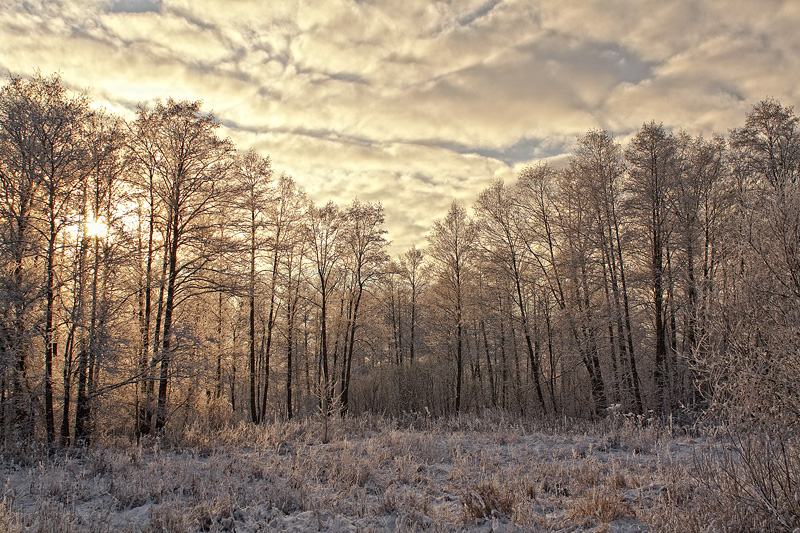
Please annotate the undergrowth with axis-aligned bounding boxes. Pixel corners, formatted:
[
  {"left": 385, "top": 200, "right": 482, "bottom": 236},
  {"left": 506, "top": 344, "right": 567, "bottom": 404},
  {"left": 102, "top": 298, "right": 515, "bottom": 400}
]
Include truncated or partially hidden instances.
[{"left": 0, "top": 411, "right": 771, "bottom": 532}]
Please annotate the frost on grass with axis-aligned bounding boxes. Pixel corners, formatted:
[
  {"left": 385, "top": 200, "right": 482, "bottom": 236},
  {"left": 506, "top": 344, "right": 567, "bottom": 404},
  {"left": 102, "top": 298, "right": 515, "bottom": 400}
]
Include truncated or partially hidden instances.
[{"left": 0, "top": 413, "right": 709, "bottom": 532}]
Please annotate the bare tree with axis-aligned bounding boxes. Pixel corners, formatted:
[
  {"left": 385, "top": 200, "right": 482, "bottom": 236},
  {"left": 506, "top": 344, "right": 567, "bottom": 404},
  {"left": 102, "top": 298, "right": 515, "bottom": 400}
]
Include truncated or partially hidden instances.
[
  {"left": 126, "top": 106, "right": 165, "bottom": 439},
  {"left": 475, "top": 180, "right": 548, "bottom": 413},
  {"left": 428, "top": 201, "right": 476, "bottom": 414},
  {"left": 277, "top": 176, "right": 309, "bottom": 420},
  {"left": 669, "top": 132, "right": 726, "bottom": 404},
  {"left": 720, "top": 99, "right": 800, "bottom": 425},
  {"left": 308, "top": 201, "right": 345, "bottom": 416},
  {"left": 0, "top": 74, "right": 94, "bottom": 444},
  {"left": 133, "top": 100, "right": 234, "bottom": 434},
  {"left": 0, "top": 75, "right": 48, "bottom": 441},
  {"left": 399, "top": 246, "right": 426, "bottom": 366},
  {"left": 339, "top": 200, "right": 388, "bottom": 414},
  {"left": 571, "top": 130, "right": 642, "bottom": 413},
  {"left": 625, "top": 122, "right": 677, "bottom": 414},
  {"left": 231, "top": 149, "right": 272, "bottom": 423},
  {"left": 73, "top": 112, "right": 127, "bottom": 445}
]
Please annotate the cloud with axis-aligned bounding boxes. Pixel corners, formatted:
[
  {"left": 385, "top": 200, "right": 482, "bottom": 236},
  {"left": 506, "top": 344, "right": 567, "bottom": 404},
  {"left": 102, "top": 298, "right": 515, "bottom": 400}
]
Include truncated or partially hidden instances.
[
  {"left": 108, "top": 0, "right": 162, "bottom": 14},
  {"left": 1, "top": 0, "right": 799, "bottom": 254}
]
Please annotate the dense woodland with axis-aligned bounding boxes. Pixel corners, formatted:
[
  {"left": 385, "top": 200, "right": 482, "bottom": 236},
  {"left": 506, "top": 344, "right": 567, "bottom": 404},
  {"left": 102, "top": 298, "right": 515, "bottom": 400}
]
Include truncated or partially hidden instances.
[{"left": 0, "top": 72, "right": 798, "bottom": 451}]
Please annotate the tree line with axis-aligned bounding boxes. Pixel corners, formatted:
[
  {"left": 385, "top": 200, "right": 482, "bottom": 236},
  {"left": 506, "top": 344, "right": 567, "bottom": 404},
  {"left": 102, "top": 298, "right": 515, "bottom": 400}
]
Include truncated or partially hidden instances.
[{"left": 1, "top": 72, "right": 797, "bottom": 446}]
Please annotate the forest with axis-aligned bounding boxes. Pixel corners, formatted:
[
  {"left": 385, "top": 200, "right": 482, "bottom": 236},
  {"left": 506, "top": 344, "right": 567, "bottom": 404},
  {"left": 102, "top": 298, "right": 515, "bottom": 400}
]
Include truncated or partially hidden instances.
[{"left": 1, "top": 72, "right": 799, "bottom": 530}]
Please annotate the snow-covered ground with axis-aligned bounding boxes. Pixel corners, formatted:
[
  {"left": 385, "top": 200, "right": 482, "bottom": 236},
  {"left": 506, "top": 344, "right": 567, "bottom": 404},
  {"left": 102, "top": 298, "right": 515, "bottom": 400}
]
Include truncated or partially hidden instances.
[{"left": 0, "top": 413, "right": 710, "bottom": 531}]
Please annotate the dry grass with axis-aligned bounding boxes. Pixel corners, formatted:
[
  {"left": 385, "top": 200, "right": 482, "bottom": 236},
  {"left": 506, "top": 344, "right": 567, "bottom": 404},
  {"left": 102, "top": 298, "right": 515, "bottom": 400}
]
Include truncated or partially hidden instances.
[
  {"left": 0, "top": 411, "right": 738, "bottom": 532},
  {"left": 461, "top": 480, "right": 515, "bottom": 521},
  {"left": 567, "top": 487, "right": 632, "bottom": 526}
]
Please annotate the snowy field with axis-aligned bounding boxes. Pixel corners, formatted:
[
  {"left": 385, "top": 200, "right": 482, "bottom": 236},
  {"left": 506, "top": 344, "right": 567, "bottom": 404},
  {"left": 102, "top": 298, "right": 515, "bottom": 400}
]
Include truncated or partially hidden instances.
[{"left": 0, "top": 413, "right": 713, "bottom": 532}]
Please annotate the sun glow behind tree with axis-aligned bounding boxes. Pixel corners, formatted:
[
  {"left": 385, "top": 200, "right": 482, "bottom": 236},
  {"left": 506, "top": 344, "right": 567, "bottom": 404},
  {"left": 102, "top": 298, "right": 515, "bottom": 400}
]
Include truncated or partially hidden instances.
[{"left": 85, "top": 218, "right": 108, "bottom": 238}]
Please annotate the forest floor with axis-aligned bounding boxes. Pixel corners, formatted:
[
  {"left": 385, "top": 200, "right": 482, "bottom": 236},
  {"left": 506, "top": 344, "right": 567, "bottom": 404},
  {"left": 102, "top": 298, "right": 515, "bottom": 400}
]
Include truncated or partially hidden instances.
[{"left": 0, "top": 412, "right": 717, "bottom": 532}]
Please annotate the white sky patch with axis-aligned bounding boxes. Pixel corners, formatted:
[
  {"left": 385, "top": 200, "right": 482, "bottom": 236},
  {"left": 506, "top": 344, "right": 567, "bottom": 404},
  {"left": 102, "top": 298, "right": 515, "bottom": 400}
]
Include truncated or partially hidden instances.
[{"left": 1, "top": 0, "right": 799, "bottom": 254}]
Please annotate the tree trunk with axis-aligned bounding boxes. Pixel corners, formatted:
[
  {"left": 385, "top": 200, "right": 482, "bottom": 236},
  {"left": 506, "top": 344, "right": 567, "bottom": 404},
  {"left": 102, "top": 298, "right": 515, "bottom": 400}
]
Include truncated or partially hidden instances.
[
  {"left": 455, "top": 321, "right": 463, "bottom": 414},
  {"left": 137, "top": 196, "right": 156, "bottom": 437},
  {"left": 286, "top": 310, "right": 294, "bottom": 420},
  {"left": 653, "top": 226, "right": 667, "bottom": 414},
  {"left": 44, "top": 203, "right": 57, "bottom": 445},
  {"left": 155, "top": 211, "right": 179, "bottom": 433},
  {"left": 480, "top": 320, "right": 496, "bottom": 407},
  {"left": 259, "top": 251, "right": 280, "bottom": 422},
  {"left": 514, "top": 276, "right": 547, "bottom": 414},
  {"left": 341, "top": 288, "right": 362, "bottom": 415},
  {"left": 75, "top": 235, "right": 101, "bottom": 443},
  {"left": 613, "top": 215, "right": 642, "bottom": 414},
  {"left": 248, "top": 291, "right": 258, "bottom": 423},
  {"left": 59, "top": 329, "right": 75, "bottom": 447}
]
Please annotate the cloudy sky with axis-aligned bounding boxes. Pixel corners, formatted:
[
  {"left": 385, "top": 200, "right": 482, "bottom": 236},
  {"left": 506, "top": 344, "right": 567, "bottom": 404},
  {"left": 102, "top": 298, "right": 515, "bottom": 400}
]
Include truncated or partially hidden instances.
[{"left": 2, "top": 0, "right": 799, "bottom": 253}]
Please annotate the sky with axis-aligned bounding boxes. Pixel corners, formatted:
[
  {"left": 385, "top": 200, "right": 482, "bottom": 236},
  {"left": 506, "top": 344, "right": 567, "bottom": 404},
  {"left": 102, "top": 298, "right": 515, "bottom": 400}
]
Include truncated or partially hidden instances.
[{"left": 2, "top": 0, "right": 799, "bottom": 254}]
